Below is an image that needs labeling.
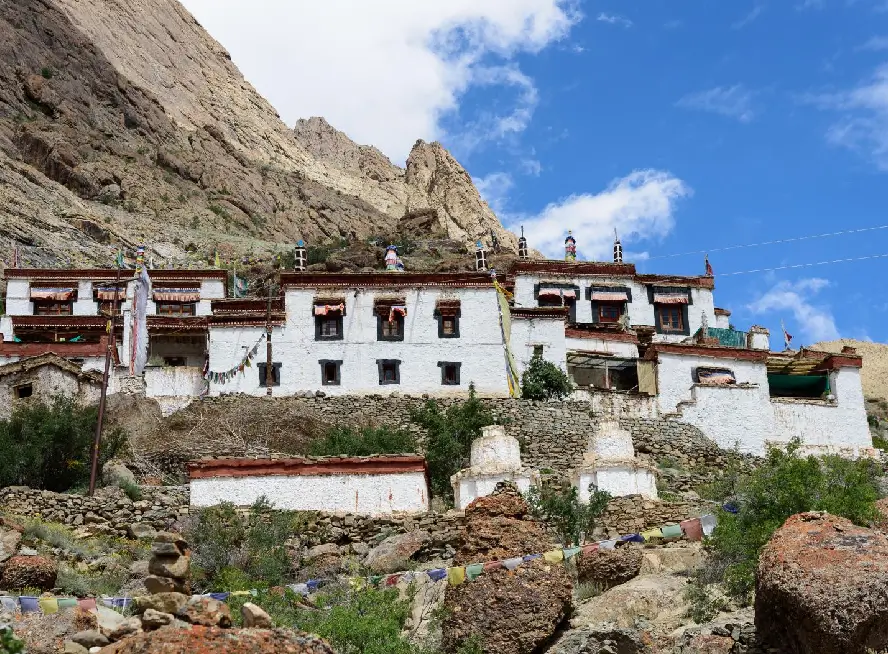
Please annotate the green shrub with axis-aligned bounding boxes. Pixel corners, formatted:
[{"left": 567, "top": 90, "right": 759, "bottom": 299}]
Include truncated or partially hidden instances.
[
  {"left": 0, "top": 396, "right": 127, "bottom": 492},
  {"left": 707, "top": 438, "right": 880, "bottom": 601},
  {"left": 521, "top": 352, "right": 573, "bottom": 401},
  {"left": 526, "top": 482, "right": 611, "bottom": 547},
  {"left": 410, "top": 384, "right": 493, "bottom": 502},
  {"left": 184, "top": 497, "right": 303, "bottom": 592},
  {"left": 307, "top": 426, "right": 416, "bottom": 457},
  {"left": 40, "top": 67, "right": 53, "bottom": 80},
  {"left": 873, "top": 433, "right": 888, "bottom": 450},
  {"left": 0, "top": 627, "right": 24, "bottom": 654},
  {"left": 118, "top": 479, "right": 142, "bottom": 501}
]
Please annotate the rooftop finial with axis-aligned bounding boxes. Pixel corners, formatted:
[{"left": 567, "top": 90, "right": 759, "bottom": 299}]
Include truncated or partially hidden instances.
[
  {"left": 475, "top": 240, "right": 488, "bottom": 271},
  {"left": 613, "top": 229, "right": 623, "bottom": 264},
  {"left": 518, "top": 226, "right": 529, "bottom": 260},
  {"left": 564, "top": 230, "right": 577, "bottom": 262}
]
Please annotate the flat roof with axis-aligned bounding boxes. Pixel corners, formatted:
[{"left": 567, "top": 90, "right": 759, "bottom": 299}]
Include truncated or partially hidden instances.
[
  {"left": 280, "top": 272, "right": 496, "bottom": 288},
  {"left": 188, "top": 455, "right": 428, "bottom": 479}
]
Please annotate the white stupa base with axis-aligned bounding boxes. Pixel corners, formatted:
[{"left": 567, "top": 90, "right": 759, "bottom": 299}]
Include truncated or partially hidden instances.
[
  {"left": 572, "top": 464, "right": 658, "bottom": 501},
  {"left": 453, "top": 472, "right": 538, "bottom": 510}
]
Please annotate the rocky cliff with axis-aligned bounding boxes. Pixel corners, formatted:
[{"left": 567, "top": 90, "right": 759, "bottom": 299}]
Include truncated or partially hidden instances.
[{"left": 0, "top": 0, "right": 514, "bottom": 268}]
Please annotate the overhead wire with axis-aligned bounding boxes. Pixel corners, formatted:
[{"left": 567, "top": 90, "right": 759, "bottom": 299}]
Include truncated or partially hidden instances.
[{"left": 719, "top": 252, "right": 888, "bottom": 276}]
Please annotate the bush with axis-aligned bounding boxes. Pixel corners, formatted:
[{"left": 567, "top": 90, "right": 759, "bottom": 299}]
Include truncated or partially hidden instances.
[
  {"left": 307, "top": 426, "right": 416, "bottom": 457},
  {"left": 410, "top": 384, "right": 493, "bottom": 502},
  {"left": 184, "top": 497, "right": 305, "bottom": 592},
  {"left": 0, "top": 627, "right": 24, "bottom": 654},
  {"left": 521, "top": 353, "right": 573, "bottom": 401},
  {"left": 705, "top": 438, "right": 880, "bottom": 602},
  {"left": 118, "top": 479, "right": 142, "bottom": 501},
  {"left": 526, "top": 482, "right": 611, "bottom": 547},
  {"left": 0, "top": 396, "right": 127, "bottom": 492}
]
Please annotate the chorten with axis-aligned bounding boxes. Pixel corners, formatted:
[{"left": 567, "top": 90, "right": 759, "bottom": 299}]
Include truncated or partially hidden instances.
[{"left": 571, "top": 420, "right": 658, "bottom": 500}]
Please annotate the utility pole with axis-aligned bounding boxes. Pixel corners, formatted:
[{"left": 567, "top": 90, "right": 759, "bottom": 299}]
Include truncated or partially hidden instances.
[
  {"left": 88, "top": 264, "right": 122, "bottom": 496},
  {"left": 265, "top": 283, "right": 273, "bottom": 396}
]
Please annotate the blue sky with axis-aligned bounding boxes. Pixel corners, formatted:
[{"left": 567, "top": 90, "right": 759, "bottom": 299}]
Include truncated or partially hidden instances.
[{"left": 183, "top": 0, "right": 888, "bottom": 347}]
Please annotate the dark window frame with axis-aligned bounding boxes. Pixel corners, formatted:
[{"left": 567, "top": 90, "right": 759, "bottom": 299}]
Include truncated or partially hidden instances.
[
  {"left": 315, "top": 315, "right": 344, "bottom": 341},
  {"left": 435, "top": 310, "right": 461, "bottom": 338},
  {"left": 655, "top": 304, "right": 688, "bottom": 334},
  {"left": 13, "top": 383, "right": 33, "bottom": 399},
  {"left": 376, "top": 359, "right": 401, "bottom": 385},
  {"left": 32, "top": 300, "right": 73, "bottom": 316},
  {"left": 155, "top": 301, "right": 197, "bottom": 317},
  {"left": 597, "top": 302, "right": 624, "bottom": 323},
  {"left": 438, "top": 361, "right": 462, "bottom": 385},
  {"left": 377, "top": 315, "right": 405, "bottom": 341},
  {"left": 319, "top": 359, "right": 343, "bottom": 386},
  {"left": 257, "top": 362, "right": 282, "bottom": 387}
]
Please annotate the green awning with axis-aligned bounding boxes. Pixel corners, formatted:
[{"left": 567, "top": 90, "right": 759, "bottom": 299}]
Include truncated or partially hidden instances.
[{"left": 768, "top": 373, "right": 829, "bottom": 397}]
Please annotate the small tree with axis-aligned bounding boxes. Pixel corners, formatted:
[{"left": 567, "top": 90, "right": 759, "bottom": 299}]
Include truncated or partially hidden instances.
[
  {"left": 521, "top": 353, "right": 573, "bottom": 401},
  {"left": 526, "top": 482, "right": 611, "bottom": 546},
  {"left": 307, "top": 425, "right": 416, "bottom": 457}
]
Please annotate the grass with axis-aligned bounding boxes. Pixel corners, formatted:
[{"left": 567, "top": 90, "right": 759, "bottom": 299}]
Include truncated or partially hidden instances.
[
  {"left": 209, "top": 204, "right": 231, "bottom": 220},
  {"left": 118, "top": 479, "right": 142, "bottom": 501},
  {"left": 574, "top": 581, "right": 606, "bottom": 602}
]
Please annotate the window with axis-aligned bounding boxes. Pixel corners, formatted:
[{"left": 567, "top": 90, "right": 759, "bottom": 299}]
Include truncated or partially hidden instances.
[
  {"left": 378, "top": 316, "right": 404, "bottom": 341},
  {"left": 315, "top": 315, "right": 343, "bottom": 341},
  {"left": 163, "top": 357, "right": 186, "bottom": 367},
  {"left": 13, "top": 384, "right": 33, "bottom": 399},
  {"left": 33, "top": 301, "right": 72, "bottom": 316},
  {"left": 377, "top": 359, "right": 401, "bottom": 385},
  {"left": 537, "top": 290, "right": 563, "bottom": 307},
  {"left": 156, "top": 302, "right": 196, "bottom": 317},
  {"left": 319, "top": 360, "right": 342, "bottom": 386},
  {"left": 257, "top": 362, "right": 282, "bottom": 387},
  {"left": 438, "top": 362, "right": 461, "bottom": 386},
  {"left": 436, "top": 313, "right": 460, "bottom": 338},
  {"left": 533, "top": 345, "right": 544, "bottom": 358},
  {"left": 598, "top": 303, "right": 623, "bottom": 324},
  {"left": 656, "top": 305, "right": 684, "bottom": 333}
]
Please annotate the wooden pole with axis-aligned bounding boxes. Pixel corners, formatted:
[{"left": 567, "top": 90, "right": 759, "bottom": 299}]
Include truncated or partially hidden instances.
[{"left": 88, "top": 264, "right": 121, "bottom": 496}]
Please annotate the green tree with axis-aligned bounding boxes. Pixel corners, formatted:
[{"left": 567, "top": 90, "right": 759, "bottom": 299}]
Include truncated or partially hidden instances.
[
  {"left": 307, "top": 425, "right": 416, "bottom": 457},
  {"left": 0, "top": 627, "right": 24, "bottom": 654},
  {"left": 410, "top": 384, "right": 493, "bottom": 502},
  {"left": 521, "top": 352, "right": 573, "bottom": 401},
  {"left": 0, "top": 396, "right": 127, "bottom": 492},
  {"left": 526, "top": 482, "right": 611, "bottom": 546}
]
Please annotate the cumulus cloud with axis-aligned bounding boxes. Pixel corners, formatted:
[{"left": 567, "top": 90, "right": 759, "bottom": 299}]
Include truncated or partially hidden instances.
[
  {"left": 806, "top": 63, "right": 888, "bottom": 169},
  {"left": 180, "top": 0, "right": 580, "bottom": 162},
  {"left": 474, "top": 172, "right": 515, "bottom": 216},
  {"left": 596, "top": 12, "right": 633, "bottom": 27},
  {"left": 676, "top": 85, "right": 757, "bottom": 123},
  {"left": 747, "top": 278, "right": 840, "bottom": 342},
  {"left": 501, "top": 170, "right": 691, "bottom": 260}
]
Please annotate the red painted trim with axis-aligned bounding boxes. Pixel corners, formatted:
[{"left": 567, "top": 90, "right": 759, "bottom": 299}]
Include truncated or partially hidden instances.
[
  {"left": 635, "top": 274, "right": 715, "bottom": 289},
  {"left": 817, "top": 355, "right": 863, "bottom": 370},
  {"left": 645, "top": 343, "right": 770, "bottom": 362},
  {"left": 4, "top": 268, "right": 123, "bottom": 281},
  {"left": 280, "top": 272, "right": 495, "bottom": 288},
  {"left": 511, "top": 306, "right": 569, "bottom": 319},
  {"left": 565, "top": 328, "right": 639, "bottom": 343},
  {"left": 510, "top": 261, "right": 637, "bottom": 276},
  {"left": 209, "top": 315, "right": 285, "bottom": 328},
  {"left": 0, "top": 341, "right": 108, "bottom": 357},
  {"left": 188, "top": 455, "right": 428, "bottom": 479},
  {"left": 11, "top": 316, "right": 108, "bottom": 329},
  {"left": 146, "top": 316, "right": 208, "bottom": 332},
  {"left": 211, "top": 298, "right": 284, "bottom": 313}
]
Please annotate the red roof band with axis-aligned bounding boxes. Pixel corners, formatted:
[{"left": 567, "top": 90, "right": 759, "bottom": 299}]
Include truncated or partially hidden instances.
[{"left": 188, "top": 456, "right": 428, "bottom": 479}]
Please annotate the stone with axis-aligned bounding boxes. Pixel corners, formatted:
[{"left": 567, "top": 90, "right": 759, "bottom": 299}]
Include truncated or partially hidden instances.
[
  {"left": 570, "top": 574, "right": 690, "bottom": 632},
  {"left": 71, "top": 630, "right": 110, "bottom": 649},
  {"left": 755, "top": 511, "right": 888, "bottom": 654},
  {"left": 350, "top": 542, "right": 369, "bottom": 556},
  {"left": 130, "top": 560, "right": 150, "bottom": 577},
  {"left": 109, "top": 616, "right": 143, "bottom": 641},
  {"left": 133, "top": 593, "right": 189, "bottom": 616},
  {"left": 364, "top": 530, "right": 429, "bottom": 574},
  {"left": 148, "top": 554, "right": 189, "bottom": 579},
  {"left": 150, "top": 542, "right": 182, "bottom": 557},
  {"left": 304, "top": 543, "right": 339, "bottom": 561},
  {"left": 175, "top": 596, "right": 232, "bottom": 628},
  {"left": 96, "top": 605, "right": 126, "bottom": 636},
  {"left": 576, "top": 546, "right": 643, "bottom": 590},
  {"left": 442, "top": 482, "right": 571, "bottom": 654},
  {"left": 140, "top": 609, "right": 174, "bottom": 631},
  {"left": 0, "top": 526, "right": 21, "bottom": 564},
  {"left": 63, "top": 642, "right": 89, "bottom": 654},
  {"left": 153, "top": 532, "right": 188, "bottom": 553},
  {"left": 103, "top": 461, "right": 137, "bottom": 488},
  {"left": 547, "top": 626, "right": 651, "bottom": 654},
  {"left": 128, "top": 524, "right": 157, "bottom": 541},
  {"left": 639, "top": 545, "right": 703, "bottom": 576},
  {"left": 0, "top": 555, "right": 57, "bottom": 591},
  {"left": 144, "top": 575, "right": 187, "bottom": 594},
  {"left": 97, "top": 626, "right": 337, "bottom": 653},
  {"left": 681, "top": 634, "right": 734, "bottom": 653},
  {"left": 241, "top": 602, "right": 273, "bottom": 629}
]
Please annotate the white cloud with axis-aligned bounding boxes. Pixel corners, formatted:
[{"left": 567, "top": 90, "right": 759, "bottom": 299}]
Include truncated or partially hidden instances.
[
  {"left": 676, "top": 85, "right": 757, "bottom": 123},
  {"left": 504, "top": 170, "right": 692, "bottom": 259},
  {"left": 806, "top": 63, "right": 888, "bottom": 169},
  {"left": 179, "top": 0, "right": 580, "bottom": 162},
  {"left": 474, "top": 172, "right": 515, "bottom": 216},
  {"left": 747, "top": 278, "right": 840, "bottom": 343},
  {"left": 597, "top": 12, "right": 633, "bottom": 27},
  {"left": 520, "top": 158, "right": 542, "bottom": 175},
  {"left": 797, "top": 0, "right": 825, "bottom": 9},
  {"left": 857, "top": 36, "right": 888, "bottom": 51},
  {"left": 732, "top": 6, "right": 764, "bottom": 30}
]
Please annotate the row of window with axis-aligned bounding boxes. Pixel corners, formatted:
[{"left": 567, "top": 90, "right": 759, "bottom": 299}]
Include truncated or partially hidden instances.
[
  {"left": 31, "top": 299, "right": 196, "bottom": 317},
  {"left": 315, "top": 313, "right": 459, "bottom": 341},
  {"left": 256, "top": 360, "right": 462, "bottom": 387},
  {"left": 539, "top": 297, "right": 686, "bottom": 334}
]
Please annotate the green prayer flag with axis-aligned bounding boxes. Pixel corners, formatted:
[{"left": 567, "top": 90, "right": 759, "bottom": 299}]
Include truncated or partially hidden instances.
[{"left": 465, "top": 563, "right": 484, "bottom": 581}]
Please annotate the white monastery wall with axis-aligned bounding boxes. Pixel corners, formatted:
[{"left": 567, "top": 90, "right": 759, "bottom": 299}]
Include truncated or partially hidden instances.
[
  {"left": 564, "top": 336, "right": 638, "bottom": 358},
  {"left": 656, "top": 352, "right": 768, "bottom": 414},
  {"left": 190, "top": 471, "right": 429, "bottom": 516},
  {"left": 676, "top": 384, "right": 775, "bottom": 455},
  {"left": 5, "top": 280, "right": 31, "bottom": 316},
  {"left": 574, "top": 467, "right": 658, "bottom": 501},
  {"left": 145, "top": 366, "right": 206, "bottom": 398},
  {"left": 572, "top": 388, "right": 659, "bottom": 418},
  {"left": 510, "top": 316, "right": 566, "bottom": 379}
]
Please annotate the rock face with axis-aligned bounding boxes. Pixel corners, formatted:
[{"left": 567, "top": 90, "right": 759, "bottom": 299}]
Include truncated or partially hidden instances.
[
  {"left": 569, "top": 574, "right": 689, "bottom": 632},
  {"left": 441, "top": 482, "right": 571, "bottom": 654},
  {"left": 0, "top": 0, "right": 513, "bottom": 268},
  {"left": 575, "top": 546, "right": 643, "bottom": 590},
  {"left": 0, "top": 554, "right": 57, "bottom": 591},
  {"left": 755, "top": 511, "right": 888, "bottom": 654},
  {"left": 364, "top": 530, "right": 429, "bottom": 574},
  {"left": 99, "top": 626, "right": 337, "bottom": 654}
]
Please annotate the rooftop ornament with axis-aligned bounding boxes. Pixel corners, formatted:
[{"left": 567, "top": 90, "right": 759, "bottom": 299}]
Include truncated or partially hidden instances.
[
  {"left": 565, "top": 231, "right": 577, "bottom": 262},
  {"left": 613, "top": 229, "right": 623, "bottom": 264},
  {"left": 294, "top": 240, "right": 307, "bottom": 272},
  {"left": 518, "top": 226, "right": 529, "bottom": 260},
  {"left": 475, "top": 240, "right": 488, "bottom": 271}
]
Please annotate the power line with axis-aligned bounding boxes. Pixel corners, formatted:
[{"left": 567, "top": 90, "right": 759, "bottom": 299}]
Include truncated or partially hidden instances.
[
  {"left": 719, "top": 252, "right": 888, "bottom": 276},
  {"left": 646, "top": 224, "right": 888, "bottom": 260}
]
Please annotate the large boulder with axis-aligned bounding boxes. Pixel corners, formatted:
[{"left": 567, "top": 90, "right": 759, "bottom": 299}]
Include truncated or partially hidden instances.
[
  {"left": 756, "top": 511, "right": 888, "bottom": 654},
  {"left": 98, "top": 626, "right": 337, "bottom": 653},
  {"left": 442, "top": 482, "right": 572, "bottom": 654},
  {"left": 103, "top": 460, "right": 137, "bottom": 488},
  {"left": 570, "top": 574, "right": 690, "bottom": 632},
  {"left": 175, "top": 596, "right": 232, "bottom": 628},
  {"left": 575, "top": 546, "right": 642, "bottom": 590},
  {"left": 364, "top": 530, "right": 429, "bottom": 574},
  {"left": 0, "top": 555, "right": 57, "bottom": 591},
  {"left": 0, "top": 519, "right": 22, "bottom": 564}
]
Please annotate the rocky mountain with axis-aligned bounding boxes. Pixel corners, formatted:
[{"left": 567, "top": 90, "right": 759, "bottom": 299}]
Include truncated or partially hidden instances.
[
  {"left": 0, "top": 0, "right": 515, "bottom": 269},
  {"left": 813, "top": 339, "right": 888, "bottom": 402}
]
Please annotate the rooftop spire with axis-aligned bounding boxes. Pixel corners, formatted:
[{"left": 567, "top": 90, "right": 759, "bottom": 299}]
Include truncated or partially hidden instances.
[
  {"left": 564, "top": 230, "right": 577, "bottom": 262},
  {"left": 613, "top": 229, "right": 623, "bottom": 263}
]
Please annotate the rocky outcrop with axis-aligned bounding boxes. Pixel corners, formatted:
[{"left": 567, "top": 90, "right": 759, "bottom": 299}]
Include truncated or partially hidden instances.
[
  {"left": 569, "top": 574, "right": 689, "bottom": 633},
  {"left": 575, "top": 546, "right": 642, "bottom": 590},
  {"left": 99, "top": 626, "right": 337, "bottom": 654},
  {"left": 0, "top": 554, "right": 57, "bottom": 591},
  {"left": 755, "top": 511, "right": 888, "bottom": 654},
  {"left": 364, "top": 530, "right": 429, "bottom": 574},
  {"left": 441, "top": 482, "right": 571, "bottom": 654}
]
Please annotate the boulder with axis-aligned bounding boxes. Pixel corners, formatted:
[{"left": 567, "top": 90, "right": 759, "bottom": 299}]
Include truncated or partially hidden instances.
[
  {"left": 153, "top": 532, "right": 189, "bottom": 553},
  {"left": 570, "top": 574, "right": 690, "bottom": 632},
  {"left": 0, "top": 525, "right": 21, "bottom": 564},
  {"left": 364, "top": 530, "right": 429, "bottom": 574},
  {"left": 639, "top": 545, "right": 702, "bottom": 576},
  {"left": 148, "top": 554, "right": 189, "bottom": 579},
  {"left": 140, "top": 609, "right": 175, "bottom": 631},
  {"left": 241, "top": 602, "right": 273, "bottom": 629},
  {"left": 677, "top": 634, "right": 734, "bottom": 653},
  {"left": 128, "top": 524, "right": 157, "bottom": 541},
  {"left": 71, "top": 630, "right": 110, "bottom": 649},
  {"left": 133, "top": 593, "right": 189, "bottom": 616},
  {"left": 547, "top": 626, "right": 652, "bottom": 654},
  {"left": 575, "top": 546, "right": 642, "bottom": 590},
  {"left": 756, "top": 511, "right": 888, "bottom": 654},
  {"left": 97, "top": 626, "right": 337, "bottom": 653},
  {"left": 0, "top": 555, "right": 57, "bottom": 591},
  {"left": 103, "top": 460, "right": 137, "bottom": 488},
  {"left": 108, "top": 617, "right": 143, "bottom": 642},
  {"left": 176, "top": 596, "right": 232, "bottom": 628},
  {"left": 442, "top": 482, "right": 572, "bottom": 654},
  {"left": 144, "top": 575, "right": 187, "bottom": 594},
  {"left": 63, "top": 642, "right": 89, "bottom": 654}
]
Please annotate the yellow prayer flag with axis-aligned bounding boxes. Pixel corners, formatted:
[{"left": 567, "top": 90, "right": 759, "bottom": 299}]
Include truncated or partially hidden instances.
[
  {"left": 641, "top": 528, "right": 664, "bottom": 542},
  {"left": 542, "top": 549, "right": 564, "bottom": 563},
  {"left": 38, "top": 596, "right": 59, "bottom": 614},
  {"left": 447, "top": 567, "right": 466, "bottom": 586}
]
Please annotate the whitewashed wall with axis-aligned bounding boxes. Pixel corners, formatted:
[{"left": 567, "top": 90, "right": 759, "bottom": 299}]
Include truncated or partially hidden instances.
[
  {"left": 510, "top": 316, "right": 567, "bottom": 379},
  {"left": 0, "top": 365, "right": 101, "bottom": 420},
  {"left": 208, "top": 287, "right": 509, "bottom": 397},
  {"left": 564, "top": 335, "right": 638, "bottom": 358},
  {"left": 573, "top": 466, "right": 658, "bottom": 500},
  {"left": 5, "top": 280, "right": 32, "bottom": 316},
  {"left": 145, "top": 366, "right": 206, "bottom": 398},
  {"left": 656, "top": 353, "right": 768, "bottom": 414},
  {"left": 190, "top": 472, "right": 429, "bottom": 515},
  {"left": 676, "top": 384, "right": 775, "bottom": 454}
]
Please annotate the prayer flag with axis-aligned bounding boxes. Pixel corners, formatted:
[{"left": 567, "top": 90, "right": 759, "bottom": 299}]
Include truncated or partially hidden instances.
[
  {"left": 230, "top": 591, "right": 253, "bottom": 597},
  {"left": 447, "top": 567, "right": 466, "bottom": 586},
  {"left": 621, "top": 534, "right": 644, "bottom": 543},
  {"left": 641, "top": 528, "right": 663, "bottom": 542},
  {"left": 57, "top": 598, "right": 79, "bottom": 611},
  {"left": 426, "top": 569, "right": 447, "bottom": 582},
  {"left": 599, "top": 540, "right": 617, "bottom": 550},
  {"left": 483, "top": 561, "right": 501, "bottom": 572},
  {"left": 465, "top": 563, "right": 484, "bottom": 581},
  {"left": 19, "top": 597, "right": 39, "bottom": 614},
  {"left": 38, "top": 597, "right": 59, "bottom": 614},
  {"left": 562, "top": 547, "right": 581, "bottom": 560},
  {"left": 542, "top": 549, "right": 564, "bottom": 563},
  {"left": 680, "top": 518, "right": 703, "bottom": 542},
  {"left": 77, "top": 598, "right": 97, "bottom": 612},
  {"left": 208, "top": 593, "right": 230, "bottom": 602},
  {"left": 700, "top": 514, "right": 718, "bottom": 537},
  {"left": 661, "top": 524, "right": 683, "bottom": 540},
  {"left": 384, "top": 574, "right": 401, "bottom": 587},
  {"left": 580, "top": 543, "right": 599, "bottom": 557},
  {"left": 502, "top": 557, "right": 523, "bottom": 571},
  {"left": 523, "top": 554, "right": 541, "bottom": 561}
]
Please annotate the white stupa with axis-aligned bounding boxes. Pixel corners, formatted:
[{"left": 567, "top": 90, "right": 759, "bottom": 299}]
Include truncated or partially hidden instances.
[
  {"left": 571, "top": 420, "right": 658, "bottom": 501},
  {"left": 450, "top": 425, "right": 540, "bottom": 510}
]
